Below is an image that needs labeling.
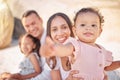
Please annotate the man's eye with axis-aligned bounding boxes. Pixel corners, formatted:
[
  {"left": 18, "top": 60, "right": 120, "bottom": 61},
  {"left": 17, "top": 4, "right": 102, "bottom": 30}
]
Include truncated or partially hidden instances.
[
  {"left": 32, "top": 22, "right": 35, "bottom": 25},
  {"left": 25, "top": 25, "right": 29, "bottom": 28}
]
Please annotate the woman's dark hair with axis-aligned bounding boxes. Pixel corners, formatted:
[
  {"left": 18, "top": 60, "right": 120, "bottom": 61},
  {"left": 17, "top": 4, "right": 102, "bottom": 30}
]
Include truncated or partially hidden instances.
[
  {"left": 74, "top": 7, "right": 104, "bottom": 26},
  {"left": 19, "top": 33, "right": 41, "bottom": 57},
  {"left": 46, "top": 12, "right": 73, "bottom": 69},
  {"left": 47, "top": 12, "right": 74, "bottom": 38}
]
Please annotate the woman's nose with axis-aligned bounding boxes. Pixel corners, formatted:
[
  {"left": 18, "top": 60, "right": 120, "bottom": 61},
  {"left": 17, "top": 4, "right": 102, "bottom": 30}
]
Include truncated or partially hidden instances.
[{"left": 57, "top": 29, "right": 64, "bottom": 35}]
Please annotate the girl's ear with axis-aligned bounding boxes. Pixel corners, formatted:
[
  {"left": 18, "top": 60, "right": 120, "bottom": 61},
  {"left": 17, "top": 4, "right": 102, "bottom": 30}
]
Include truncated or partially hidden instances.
[
  {"left": 100, "top": 28, "right": 103, "bottom": 33},
  {"left": 99, "top": 27, "right": 103, "bottom": 37}
]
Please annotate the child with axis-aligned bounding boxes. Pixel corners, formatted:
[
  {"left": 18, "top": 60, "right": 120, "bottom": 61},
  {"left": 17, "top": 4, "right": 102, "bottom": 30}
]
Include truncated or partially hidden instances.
[
  {"left": 41, "top": 8, "right": 120, "bottom": 80},
  {"left": 46, "top": 12, "right": 76, "bottom": 80},
  {"left": 0, "top": 33, "right": 42, "bottom": 80}
]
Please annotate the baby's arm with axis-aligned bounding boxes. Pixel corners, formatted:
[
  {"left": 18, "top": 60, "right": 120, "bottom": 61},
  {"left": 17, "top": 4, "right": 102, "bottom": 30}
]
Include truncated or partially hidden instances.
[
  {"left": 21, "top": 53, "right": 42, "bottom": 79},
  {"left": 40, "top": 36, "right": 74, "bottom": 57},
  {"left": 104, "top": 61, "right": 120, "bottom": 71},
  {"left": 65, "top": 70, "right": 83, "bottom": 80},
  {"left": 53, "top": 43, "right": 74, "bottom": 57}
]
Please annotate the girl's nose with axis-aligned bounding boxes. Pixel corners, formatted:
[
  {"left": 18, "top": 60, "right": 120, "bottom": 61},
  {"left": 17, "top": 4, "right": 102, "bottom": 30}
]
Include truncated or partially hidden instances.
[{"left": 85, "top": 26, "right": 91, "bottom": 30}]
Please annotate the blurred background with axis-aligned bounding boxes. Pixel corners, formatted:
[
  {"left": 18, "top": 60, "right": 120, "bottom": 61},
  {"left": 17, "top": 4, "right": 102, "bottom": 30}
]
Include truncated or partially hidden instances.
[{"left": 0, "top": 0, "right": 120, "bottom": 79}]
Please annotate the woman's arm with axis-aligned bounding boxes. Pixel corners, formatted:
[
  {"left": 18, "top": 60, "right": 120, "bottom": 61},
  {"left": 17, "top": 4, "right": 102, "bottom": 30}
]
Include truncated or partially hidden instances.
[
  {"left": 51, "top": 70, "right": 62, "bottom": 80},
  {"left": 104, "top": 61, "right": 120, "bottom": 71}
]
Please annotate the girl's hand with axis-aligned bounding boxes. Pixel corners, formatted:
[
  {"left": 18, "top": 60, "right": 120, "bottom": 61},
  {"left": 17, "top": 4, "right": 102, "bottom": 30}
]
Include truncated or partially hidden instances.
[{"left": 66, "top": 70, "right": 84, "bottom": 80}]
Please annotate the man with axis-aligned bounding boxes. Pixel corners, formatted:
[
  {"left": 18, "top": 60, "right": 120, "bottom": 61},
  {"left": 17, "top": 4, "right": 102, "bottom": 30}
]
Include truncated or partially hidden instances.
[
  {"left": 21, "top": 10, "right": 51, "bottom": 80},
  {"left": 21, "top": 10, "right": 45, "bottom": 44}
]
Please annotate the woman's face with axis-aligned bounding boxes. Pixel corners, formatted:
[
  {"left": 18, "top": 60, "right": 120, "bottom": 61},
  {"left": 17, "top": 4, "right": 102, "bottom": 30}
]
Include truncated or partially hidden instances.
[{"left": 50, "top": 16, "right": 71, "bottom": 43}]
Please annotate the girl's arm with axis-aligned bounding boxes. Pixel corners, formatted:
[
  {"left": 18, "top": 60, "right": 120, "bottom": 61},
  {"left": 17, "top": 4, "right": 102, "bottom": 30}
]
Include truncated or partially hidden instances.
[
  {"left": 40, "top": 36, "right": 74, "bottom": 57},
  {"left": 104, "top": 61, "right": 120, "bottom": 71},
  {"left": 21, "top": 53, "right": 42, "bottom": 79},
  {"left": 51, "top": 70, "right": 62, "bottom": 80}
]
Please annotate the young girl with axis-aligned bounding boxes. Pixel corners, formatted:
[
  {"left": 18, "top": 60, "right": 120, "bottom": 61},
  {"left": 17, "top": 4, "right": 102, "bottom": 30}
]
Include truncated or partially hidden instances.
[
  {"left": 41, "top": 8, "right": 120, "bottom": 80},
  {"left": 0, "top": 33, "right": 42, "bottom": 80},
  {"left": 46, "top": 12, "right": 78, "bottom": 80}
]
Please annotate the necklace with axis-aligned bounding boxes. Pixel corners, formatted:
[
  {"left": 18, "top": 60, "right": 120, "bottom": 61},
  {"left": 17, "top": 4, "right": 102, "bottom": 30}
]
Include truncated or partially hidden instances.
[{"left": 46, "top": 57, "right": 56, "bottom": 69}]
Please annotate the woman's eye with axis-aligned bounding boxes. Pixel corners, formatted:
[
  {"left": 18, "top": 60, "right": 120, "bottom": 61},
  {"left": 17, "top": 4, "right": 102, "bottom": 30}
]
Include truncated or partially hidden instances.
[{"left": 52, "top": 28, "right": 57, "bottom": 32}]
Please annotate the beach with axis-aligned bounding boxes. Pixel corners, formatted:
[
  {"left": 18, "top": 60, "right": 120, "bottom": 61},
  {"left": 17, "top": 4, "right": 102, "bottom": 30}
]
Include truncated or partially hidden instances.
[
  {"left": 0, "top": 38, "right": 120, "bottom": 79},
  {"left": 0, "top": 0, "right": 120, "bottom": 79}
]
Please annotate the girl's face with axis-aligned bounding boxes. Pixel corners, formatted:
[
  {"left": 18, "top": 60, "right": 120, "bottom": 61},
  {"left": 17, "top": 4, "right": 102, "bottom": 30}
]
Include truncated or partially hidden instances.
[
  {"left": 74, "top": 12, "right": 102, "bottom": 44},
  {"left": 50, "top": 16, "right": 71, "bottom": 43},
  {"left": 20, "top": 36, "right": 35, "bottom": 56}
]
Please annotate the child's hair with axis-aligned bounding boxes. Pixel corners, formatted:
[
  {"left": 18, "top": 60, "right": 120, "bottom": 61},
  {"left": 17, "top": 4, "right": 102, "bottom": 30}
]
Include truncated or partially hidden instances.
[
  {"left": 19, "top": 33, "right": 41, "bottom": 57},
  {"left": 74, "top": 7, "right": 104, "bottom": 26},
  {"left": 47, "top": 12, "right": 74, "bottom": 38},
  {"left": 46, "top": 12, "right": 74, "bottom": 69}
]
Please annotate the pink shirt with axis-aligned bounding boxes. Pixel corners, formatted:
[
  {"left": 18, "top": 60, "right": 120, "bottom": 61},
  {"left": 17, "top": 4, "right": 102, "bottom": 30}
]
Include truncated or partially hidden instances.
[{"left": 65, "top": 37, "right": 113, "bottom": 80}]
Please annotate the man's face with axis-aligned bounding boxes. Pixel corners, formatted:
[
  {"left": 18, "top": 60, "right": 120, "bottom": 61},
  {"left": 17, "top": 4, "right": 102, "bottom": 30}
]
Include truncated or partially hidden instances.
[{"left": 22, "top": 13, "right": 43, "bottom": 39}]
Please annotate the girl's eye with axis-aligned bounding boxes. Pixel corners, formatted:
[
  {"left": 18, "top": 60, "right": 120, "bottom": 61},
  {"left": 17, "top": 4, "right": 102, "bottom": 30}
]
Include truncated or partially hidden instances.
[
  {"left": 91, "top": 24, "right": 97, "bottom": 27},
  {"left": 80, "top": 24, "right": 85, "bottom": 27},
  {"left": 62, "top": 26, "right": 67, "bottom": 29}
]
